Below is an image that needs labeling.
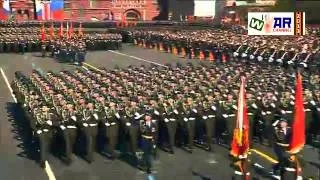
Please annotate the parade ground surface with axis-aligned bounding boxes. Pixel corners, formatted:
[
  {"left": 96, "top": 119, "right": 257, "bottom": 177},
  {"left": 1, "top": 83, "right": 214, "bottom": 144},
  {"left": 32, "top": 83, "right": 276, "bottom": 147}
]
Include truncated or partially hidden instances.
[{"left": 0, "top": 44, "right": 319, "bottom": 180}]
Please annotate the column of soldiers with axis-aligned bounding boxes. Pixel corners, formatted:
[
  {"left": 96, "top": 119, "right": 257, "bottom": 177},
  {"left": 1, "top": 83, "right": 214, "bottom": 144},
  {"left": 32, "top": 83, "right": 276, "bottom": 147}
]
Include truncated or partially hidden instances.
[
  {"left": 12, "top": 61, "right": 320, "bottom": 173},
  {"left": 0, "top": 26, "right": 122, "bottom": 61},
  {"left": 42, "top": 33, "right": 122, "bottom": 64},
  {"left": 131, "top": 28, "right": 320, "bottom": 74},
  {"left": 0, "top": 27, "right": 42, "bottom": 53}
]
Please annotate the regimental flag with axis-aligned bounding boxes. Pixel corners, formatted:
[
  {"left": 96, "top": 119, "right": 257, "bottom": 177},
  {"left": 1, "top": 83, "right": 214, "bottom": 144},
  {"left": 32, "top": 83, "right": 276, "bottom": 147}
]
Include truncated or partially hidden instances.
[
  {"left": 289, "top": 73, "right": 305, "bottom": 154},
  {"left": 0, "top": 0, "right": 10, "bottom": 20},
  {"left": 78, "top": 22, "right": 83, "bottom": 37},
  {"left": 41, "top": 24, "right": 46, "bottom": 42},
  {"left": 59, "top": 22, "right": 63, "bottom": 39},
  {"left": 50, "top": 23, "right": 55, "bottom": 40},
  {"left": 230, "top": 76, "right": 250, "bottom": 158}
]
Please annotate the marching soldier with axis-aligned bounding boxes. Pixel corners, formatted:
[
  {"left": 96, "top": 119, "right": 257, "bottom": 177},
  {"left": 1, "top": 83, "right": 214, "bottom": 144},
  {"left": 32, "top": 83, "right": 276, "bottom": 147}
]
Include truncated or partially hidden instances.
[
  {"left": 273, "top": 118, "right": 291, "bottom": 175},
  {"left": 140, "top": 111, "right": 157, "bottom": 173},
  {"left": 78, "top": 102, "right": 99, "bottom": 163},
  {"left": 60, "top": 102, "right": 78, "bottom": 164},
  {"left": 41, "top": 42, "right": 46, "bottom": 57},
  {"left": 99, "top": 101, "right": 120, "bottom": 159},
  {"left": 161, "top": 99, "right": 177, "bottom": 154},
  {"left": 195, "top": 95, "right": 215, "bottom": 151}
]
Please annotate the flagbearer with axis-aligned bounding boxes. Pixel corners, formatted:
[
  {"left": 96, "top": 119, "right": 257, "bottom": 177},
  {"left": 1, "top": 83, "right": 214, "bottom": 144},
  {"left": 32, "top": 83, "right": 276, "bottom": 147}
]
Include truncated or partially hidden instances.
[
  {"left": 281, "top": 72, "right": 305, "bottom": 180},
  {"left": 230, "top": 76, "right": 251, "bottom": 180}
]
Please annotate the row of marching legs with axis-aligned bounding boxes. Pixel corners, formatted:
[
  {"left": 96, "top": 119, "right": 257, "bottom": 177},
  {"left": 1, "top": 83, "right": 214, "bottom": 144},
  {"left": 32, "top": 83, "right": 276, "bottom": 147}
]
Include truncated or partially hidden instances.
[{"left": 133, "top": 39, "right": 230, "bottom": 63}]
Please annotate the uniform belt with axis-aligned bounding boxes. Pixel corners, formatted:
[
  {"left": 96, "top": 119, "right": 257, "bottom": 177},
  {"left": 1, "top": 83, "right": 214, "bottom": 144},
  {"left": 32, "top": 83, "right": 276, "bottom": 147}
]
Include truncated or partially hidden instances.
[
  {"left": 67, "top": 125, "right": 77, "bottom": 129},
  {"left": 276, "top": 142, "right": 289, "bottom": 147},
  {"left": 234, "top": 171, "right": 250, "bottom": 176},
  {"left": 89, "top": 123, "right": 98, "bottom": 127},
  {"left": 142, "top": 135, "right": 153, "bottom": 139},
  {"left": 284, "top": 167, "right": 296, "bottom": 172}
]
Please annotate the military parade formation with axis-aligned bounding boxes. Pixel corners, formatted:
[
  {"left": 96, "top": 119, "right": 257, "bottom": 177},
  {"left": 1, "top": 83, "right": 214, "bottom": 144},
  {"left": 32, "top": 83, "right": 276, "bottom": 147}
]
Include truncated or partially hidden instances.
[
  {"left": 11, "top": 55, "right": 320, "bottom": 176},
  {"left": 0, "top": 21, "right": 318, "bottom": 179},
  {"left": 131, "top": 28, "right": 320, "bottom": 74}
]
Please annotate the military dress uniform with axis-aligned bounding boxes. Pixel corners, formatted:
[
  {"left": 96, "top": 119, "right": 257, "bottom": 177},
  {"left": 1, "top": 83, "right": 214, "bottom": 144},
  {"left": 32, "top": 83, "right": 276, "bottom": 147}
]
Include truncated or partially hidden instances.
[
  {"left": 120, "top": 106, "right": 143, "bottom": 154},
  {"left": 140, "top": 114, "right": 157, "bottom": 173},
  {"left": 195, "top": 100, "right": 215, "bottom": 151},
  {"left": 161, "top": 101, "right": 178, "bottom": 153},
  {"left": 99, "top": 105, "right": 120, "bottom": 158},
  {"left": 78, "top": 105, "right": 99, "bottom": 162},
  {"left": 273, "top": 119, "right": 291, "bottom": 175},
  {"left": 59, "top": 106, "right": 78, "bottom": 164},
  {"left": 177, "top": 101, "right": 197, "bottom": 152}
]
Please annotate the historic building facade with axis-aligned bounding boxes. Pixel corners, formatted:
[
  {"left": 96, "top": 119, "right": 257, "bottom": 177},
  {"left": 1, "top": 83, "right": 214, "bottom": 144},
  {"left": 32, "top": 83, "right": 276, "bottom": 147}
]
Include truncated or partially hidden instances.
[{"left": 1, "top": 0, "right": 160, "bottom": 21}]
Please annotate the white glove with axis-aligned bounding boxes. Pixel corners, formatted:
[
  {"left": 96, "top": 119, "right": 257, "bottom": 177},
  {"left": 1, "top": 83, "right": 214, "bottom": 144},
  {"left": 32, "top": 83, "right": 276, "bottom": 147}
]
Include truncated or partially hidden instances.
[
  {"left": 276, "top": 59, "right": 282, "bottom": 63},
  {"left": 115, "top": 113, "right": 120, "bottom": 119},
  {"left": 250, "top": 55, "right": 254, "bottom": 60},
  {"left": 126, "top": 122, "right": 131, "bottom": 126},
  {"left": 174, "top": 109, "right": 178, "bottom": 114},
  {"left": 71, "top": 116, "right": 77, "bottom": 121},
  {"left": 164, "top": 118, "right": 169, "bottom": 122},
  {"left": 281, "top": 110, "right": 286, "bottom": 114},
  {"left": 268, "top": 58, "right": 273, "bottom": 62},
  {"left": 270, "top": 103, "right": 275, "bottom": 108},
  {"left": 105, "top": 123, "right": 111, "bottom": 126},
  {"left": 272, "top": 96, "right": 278, "bottom": 101},
  {"left": 310, "top": 101, "right": 316, "bottom": 106},
  {"left": 288, "top": 60, "right": 293, "bottom": 64},
  {"left": 232, "top": 105, "right": 237, "bottom": 110},
  {"left": 83, "top": 123, "right": 88, "bottom": 127},
  {"left": 60, "top": 125, "right": 66, "bottom": 130},
  {"left": 233, "top": 52, "right": 239, "bottom": 57},
  {"left": 134, "top": 112, "right": 140, "bottom": 117},
  {"left": 241, "top": 53, "right": 247, "bottom": 58},
  {"left": 257, "top": 56, "right": 263, "bottom": 61},
  {"left": 36, "top": 130, "right": 42, "bottom": 134},
  {"left": 202, "top": 116, "right": 208, "bottom": 120},
  {"left": 261, "top": 111, "right": 266, "bottom": 116},
  {"left": 317, "top": 108, "right": 320, "bottom": 112},
  {"left": 211, "top": 106, "right": 216, "bottom": 111},
  {"left": 183, "top": 117, "right": 188, "bottom": 122},
  {"left": 252, "top": 103, "right": 257, "bottom": 109},
  {"left": 46, "top": 120, "right": 53, "bottom": 126},
  {"left": 290, "top": 101, "right": 294, "bottom": 105},
  {"left": 93, "top": 113, "right": 99, "bottom": 120},
  {"left": 300, "top": 62, "right": 307, "bottom": 68},
  {"left": 222, "top": 114, "right": 228, "bottom": 118},
  {"left": 154, "top": 110, "right": 160, "bottom": 115},
  {"left": 192, "top": 109, "right": 197, "bottom": 113}
]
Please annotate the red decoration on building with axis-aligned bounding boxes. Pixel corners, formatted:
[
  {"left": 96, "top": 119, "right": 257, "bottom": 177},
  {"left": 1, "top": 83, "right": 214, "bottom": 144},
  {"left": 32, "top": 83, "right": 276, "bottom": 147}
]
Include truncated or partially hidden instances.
[{"left": 4, "top": 0, "right": 160, "bottom": 21}]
